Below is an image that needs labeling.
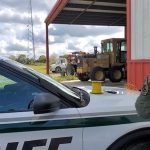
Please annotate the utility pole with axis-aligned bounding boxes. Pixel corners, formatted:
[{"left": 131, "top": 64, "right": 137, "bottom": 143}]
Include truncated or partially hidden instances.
[{"left": 28, "top": 0, "right": 35, "bottom": 60}]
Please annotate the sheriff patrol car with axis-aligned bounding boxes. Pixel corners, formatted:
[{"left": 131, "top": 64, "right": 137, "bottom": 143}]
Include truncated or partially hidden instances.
[{"left": 0, "top": 56, "right": 150, "bottom": 150}]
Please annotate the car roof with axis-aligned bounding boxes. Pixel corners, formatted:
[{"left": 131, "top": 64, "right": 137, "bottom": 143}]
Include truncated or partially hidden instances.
[
  {"left": 0, "top": 56, "right": 27, "bottom": 69},
  {"left": 0, "top": 56, "right": 9, "bottom": 61},
  {"left": 0, "top": 56, "right": 41, "bottom": 85}
]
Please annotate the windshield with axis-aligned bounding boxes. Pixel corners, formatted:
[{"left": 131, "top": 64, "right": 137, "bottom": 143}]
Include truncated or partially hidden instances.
[
  {"left": 1, "top": 57, "right": 80, "bottom": 100},
  {"left": 25, "top": 68, "right": 80, "bottom": 99}
]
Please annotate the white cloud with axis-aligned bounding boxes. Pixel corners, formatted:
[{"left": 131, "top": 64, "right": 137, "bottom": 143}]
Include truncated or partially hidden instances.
[{"left": 0, "top": 0, "right": 124, "bottom": 58}]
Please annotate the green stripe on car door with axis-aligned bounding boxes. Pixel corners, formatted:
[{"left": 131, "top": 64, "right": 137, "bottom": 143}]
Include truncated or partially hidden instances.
[{"left": 0, "top": 114, "right": 149, "bottom": 133}]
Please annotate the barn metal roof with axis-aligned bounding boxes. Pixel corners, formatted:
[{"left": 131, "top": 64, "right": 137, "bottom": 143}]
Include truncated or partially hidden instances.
[{"left": 45, "top": 0, "right": 126, "bottom": 26}]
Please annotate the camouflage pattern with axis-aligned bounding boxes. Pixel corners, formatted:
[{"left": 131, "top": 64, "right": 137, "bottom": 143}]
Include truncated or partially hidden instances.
[{"left": 135, "top": 75, "right": 150, "bottom": 118}]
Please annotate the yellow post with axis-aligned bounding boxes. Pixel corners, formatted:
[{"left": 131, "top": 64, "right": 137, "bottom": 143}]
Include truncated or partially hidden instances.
[{"left": 91, "top": 81, "right": 103, "bottom": 94}]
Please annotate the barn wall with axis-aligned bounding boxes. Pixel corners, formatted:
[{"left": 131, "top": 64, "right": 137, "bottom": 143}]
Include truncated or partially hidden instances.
[
  {"left": 127, "top": 0, "right": 150, "bottom": 90},
  {"left": 131, "top": 0, "right": 150, "bottom": 60}
]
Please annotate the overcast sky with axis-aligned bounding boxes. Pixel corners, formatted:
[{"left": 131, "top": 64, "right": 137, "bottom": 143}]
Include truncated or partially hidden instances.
[{"left": 0, "top": 0, "right": 124, "bottom": 58}]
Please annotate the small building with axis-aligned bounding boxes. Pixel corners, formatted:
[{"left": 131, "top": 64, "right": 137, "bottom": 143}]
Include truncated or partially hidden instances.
[{"left": 45, "top": 0, "right": 150, "bottom": 90}]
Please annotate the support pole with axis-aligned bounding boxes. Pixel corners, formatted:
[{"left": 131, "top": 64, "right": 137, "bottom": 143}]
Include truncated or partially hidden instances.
[
  {"left": 127, "top": 0, "right": 131, "bottom": 85},
  {"left": 46, "top": 23, "right": 50, "bottom": 75},
  {"left": 127, "top": 0, "right": 131, "bottom": 61}
]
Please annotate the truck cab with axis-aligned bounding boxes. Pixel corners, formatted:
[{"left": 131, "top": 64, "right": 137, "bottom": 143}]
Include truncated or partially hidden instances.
[
  {"left": 76, "top": 38, "right": 126, "bottom": 82},
  {"left": 101, "top": 38, "right": 126, "bottom": 65}
]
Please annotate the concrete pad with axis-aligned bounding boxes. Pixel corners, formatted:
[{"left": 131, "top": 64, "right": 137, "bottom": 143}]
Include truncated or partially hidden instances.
[{"left": 62, "top": 79, "right": 126, "bottom": 88}]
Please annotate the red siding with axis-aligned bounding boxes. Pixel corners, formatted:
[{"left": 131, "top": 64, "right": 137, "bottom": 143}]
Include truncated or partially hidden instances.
[
  {"left": 127, "top": 0, "right": 150, "bottom": 90},
  {"left": 128, "top": 60, "right": 150, "bottom": 90}
]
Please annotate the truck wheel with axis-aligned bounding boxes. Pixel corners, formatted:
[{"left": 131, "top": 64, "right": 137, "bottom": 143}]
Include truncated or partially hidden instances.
[
  {"left": 90, "top": 67, "right": 105, "bottom": 81},
  {"left": 77, "top": 74, "right": 89, "bottom": 81},
  {"left": 55, "top": 67, "right": 62, "bottom": 73},
  {"left": 109, "top": 67, "right": 123, "bottom": 82},
  {"left": 66, "top": 64, "right": 75, "bottom": 76}
]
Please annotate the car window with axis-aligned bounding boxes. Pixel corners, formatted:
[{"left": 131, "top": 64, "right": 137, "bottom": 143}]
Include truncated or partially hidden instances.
[
  {"left": 25, "top": 68, "right": 80, "bottom": 99},
  {"left": 121, "top": 41, "right": 126, "bottom": 51},
  {"left": 60, "top": 59, "right": 63, "bottom": 64},
  {"left": 102, "top": 42, "right": 113, "bottom": 52},
  {"left": 0, "top": 75, "right": 15, "bottom": 89},
  {"left": 0, "top": 70, "right": 44, "bottom": 112}
]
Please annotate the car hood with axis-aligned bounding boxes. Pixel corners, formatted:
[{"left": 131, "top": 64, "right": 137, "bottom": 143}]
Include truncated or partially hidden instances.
[{"left": 77, "top": 86, "right": 140, "bottom": 117}]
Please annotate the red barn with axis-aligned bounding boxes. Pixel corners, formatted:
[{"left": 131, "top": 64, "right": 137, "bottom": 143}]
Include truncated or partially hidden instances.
[{"left": 45, "top": 0, "right": 150, "bottom": 90}]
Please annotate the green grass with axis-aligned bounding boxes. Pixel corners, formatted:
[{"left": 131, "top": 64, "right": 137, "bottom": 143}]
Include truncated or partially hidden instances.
[
  {"left": 51, "top": 75, "right": 77, "bottom": 81},
  {"left": 26, "top": 63, "right": 78, "bottom": 82},
  {"left": 27, "top": 63, "right": 46, "bottom": 74},
  {"left": 0, "top": 64, "right": 77, "bottom": 88},
  {"left": 0, "top": 75, "right": 15, "bottom": 88}
]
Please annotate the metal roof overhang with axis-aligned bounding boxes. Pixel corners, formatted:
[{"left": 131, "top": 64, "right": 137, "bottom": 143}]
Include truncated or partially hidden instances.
[
  {"left": 45, "top": 0, "right": 126, "bottom": 74},
  {"left": 45, "top": 0, "right": 126, "bottom": 26}
]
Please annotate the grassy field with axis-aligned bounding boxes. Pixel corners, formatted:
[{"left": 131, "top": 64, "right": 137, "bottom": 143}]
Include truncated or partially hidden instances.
[
  {"left": 27, "top": 63, "right": 46, "bottom": 74},
  {"left": 0, "top": 75, "right": 15, "bottom": 88},
  {"left": 0, "top": 63, "right": 77, "bottom": 88},
  {"left": 26, "top": 63, "right": 77, "bottom": 81}
]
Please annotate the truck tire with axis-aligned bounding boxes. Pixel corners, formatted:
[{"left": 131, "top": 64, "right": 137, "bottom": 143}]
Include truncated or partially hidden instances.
[
  {"left": 108, "top": 129, "right": 150, "bottom": 150},
  {"left": 90, "top": 67, "right": 105, "bottom": 81},
  {"left": 109, "top": 67, "right": 123, "bottom": 82},
  {"left": 66, "top": 64, "right": 75, "bottom": 76},
  {"left": 77, "top": 74, "right": 89, "bottom": 81},
  {"left": 55, "top": 67, "right": 62, "bottom": 73}
]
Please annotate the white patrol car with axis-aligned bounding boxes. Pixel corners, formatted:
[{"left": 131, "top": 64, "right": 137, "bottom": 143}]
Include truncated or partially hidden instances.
[{"left": 0, "top": 56, "right": 150, "bottom": 150}]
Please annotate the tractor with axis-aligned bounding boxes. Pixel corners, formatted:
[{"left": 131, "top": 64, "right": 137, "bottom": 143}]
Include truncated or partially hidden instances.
[{"left": 76, "top": 38, "right": 126, "bottom": 82}]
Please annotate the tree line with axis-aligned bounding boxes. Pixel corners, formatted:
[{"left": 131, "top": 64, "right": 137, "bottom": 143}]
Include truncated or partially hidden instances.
[{"left": 9, "top": 54, "right": 58, "bottom": 65}]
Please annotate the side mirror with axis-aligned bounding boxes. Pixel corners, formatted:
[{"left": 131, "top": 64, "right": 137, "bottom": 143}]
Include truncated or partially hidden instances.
[{"left": 33, "top": 93, "right": 60, "bottom": 114}]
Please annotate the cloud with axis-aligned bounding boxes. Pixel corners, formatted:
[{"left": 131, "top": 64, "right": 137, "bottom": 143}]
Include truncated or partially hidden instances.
[
  {"left": 0, "top": 10, "right": 41, "bottom": 24},
  {"left": 6, "top": 43, "right": 28, "bottom": 52},
  {"left": 49, "top": 24, "right": 123, "bottom": 37},
  {"left": 0, "top": 0, "right": 58, "bottom": 57},
  {"left": 67, "top": 42, "right": 80, "bottom": 51},
  {"left": 0, "top": 0, "right": 57, "bottom": 27},
  {"left": 50, "top": 35, "right": 67, "bottom": 44},
  {"left": 0, "top": 0, "right": 124, "bottom": 58},
  {"left": 0, "top": 0, "right": 57, "bottom": 13}
]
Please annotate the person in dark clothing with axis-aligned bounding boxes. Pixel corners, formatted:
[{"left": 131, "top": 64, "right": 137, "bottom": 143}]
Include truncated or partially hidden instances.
[{"left": 135, "top": 75, "right": 150, "bottom": 118}]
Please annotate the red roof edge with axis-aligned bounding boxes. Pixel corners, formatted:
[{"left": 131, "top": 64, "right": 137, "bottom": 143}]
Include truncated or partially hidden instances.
[{"left": 45, "top": 0, "right": 70, "bottom": 25}]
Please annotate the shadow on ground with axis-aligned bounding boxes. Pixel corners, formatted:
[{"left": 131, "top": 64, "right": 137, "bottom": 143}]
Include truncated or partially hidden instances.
[{"left": 62, "top": 80, "right": 126, "bottom": 88}]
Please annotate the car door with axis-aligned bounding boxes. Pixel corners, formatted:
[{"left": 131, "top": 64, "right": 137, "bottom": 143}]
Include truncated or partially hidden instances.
[{"left": 0, "top": 67, "right": 82, "bottom": 150}]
